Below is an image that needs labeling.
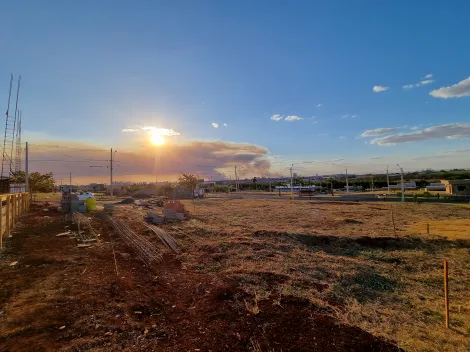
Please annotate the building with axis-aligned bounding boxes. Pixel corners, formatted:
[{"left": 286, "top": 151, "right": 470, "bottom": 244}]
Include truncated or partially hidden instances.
[
  {"left": 441, "top": 179, "right": 470, "bottom": 195},
  {"left": 425, "top": 183, "right": 446, "bottom": 191},
  {"left": 88, "top": 183, "right": 106, "bottom": 192}
]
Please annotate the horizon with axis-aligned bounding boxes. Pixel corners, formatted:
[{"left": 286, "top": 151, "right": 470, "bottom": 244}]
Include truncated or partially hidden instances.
[{"left": 2, "top": 1, "right": 470, "bottom": 184}]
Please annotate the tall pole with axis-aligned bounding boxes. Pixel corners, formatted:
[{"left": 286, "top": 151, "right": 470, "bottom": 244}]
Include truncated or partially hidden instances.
[
  {"left": 234, "top": 166, "right": 238, "bottom": 191},
  {"left": 345, "top": 168, "right": 349, "bottom": 195},
  {"left": 110, "top": 148, "right": 113, "bottom": 198},
  {"left": 398, "top": 164, "right": 405, "bottom": 202},
  {"left": 370, "top": 174, "right": 374, "bottom": 192},
  {"left": 69, "top": 172, "right": 72, "bottom": 186},
  {"left": 290, "top": 164, "right": 293, "bottom": 196},
  {"left": 25, "top": 142, "right": 29, "bottom": 192},
  {"left": 386, "top": 166, "right": 390, "bottom": 193}
]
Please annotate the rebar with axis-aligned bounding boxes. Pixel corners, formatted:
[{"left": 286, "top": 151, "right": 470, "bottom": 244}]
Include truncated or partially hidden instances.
[{"left": 98, "top": 212, "right": 161, "bottom": 264}]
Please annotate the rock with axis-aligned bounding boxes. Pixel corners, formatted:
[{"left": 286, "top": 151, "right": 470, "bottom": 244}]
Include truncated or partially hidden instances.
[
  {"left": 9, "top": 261, "right": 18, "bottom": 266},
  {"left": 144, "top": 329, "right": 149, "bottom": 334},
  {"left": 59, "top": 326, "right": 66, "bottom": 330},
  {"left": 104, "top": 331, "right": 113, "bottom": 336}
]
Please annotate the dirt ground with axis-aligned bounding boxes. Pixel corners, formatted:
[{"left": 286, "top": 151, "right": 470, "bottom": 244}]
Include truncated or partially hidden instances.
[
  {"left": 1, "top": 199, "right": 469, "bottom": 351},
  {"left": 0, "top": 208, "right": 400, "bottom": 352}
]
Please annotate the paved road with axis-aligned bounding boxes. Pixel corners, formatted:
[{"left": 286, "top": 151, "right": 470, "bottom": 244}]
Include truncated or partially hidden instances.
[{"left": 206, "top": 192, "right": 470, "bottom": 204}]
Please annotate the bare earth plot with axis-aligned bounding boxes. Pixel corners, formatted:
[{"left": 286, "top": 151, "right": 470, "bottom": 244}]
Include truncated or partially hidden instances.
[{"left": 0, "top": 199, "right": 469, "bottom": 351}]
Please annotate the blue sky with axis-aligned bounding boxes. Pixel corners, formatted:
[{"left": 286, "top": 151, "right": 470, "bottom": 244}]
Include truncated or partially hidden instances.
[{"left": 1, "top": 1, "right": 470, "bottom": 181}]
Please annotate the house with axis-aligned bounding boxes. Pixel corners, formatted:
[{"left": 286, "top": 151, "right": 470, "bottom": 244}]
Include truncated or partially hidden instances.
[{"left": 441, "top": 179, "right": 470, "bottom": 195}]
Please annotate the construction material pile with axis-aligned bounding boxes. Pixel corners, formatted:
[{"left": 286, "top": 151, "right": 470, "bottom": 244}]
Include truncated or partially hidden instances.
[
  {"left": 163, "top": 200, "right": 188, "bottom": 220},
  {"left": 143, "top": 223, "right": 180, "bottom": 251},
  {"left": 98, "top": 211, "right": 161, "bottom": 265}
]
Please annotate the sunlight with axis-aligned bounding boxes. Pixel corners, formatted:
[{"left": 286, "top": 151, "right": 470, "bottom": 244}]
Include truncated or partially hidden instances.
[{"left": 150, "top": 132, "right": 164, "bottom": 145}]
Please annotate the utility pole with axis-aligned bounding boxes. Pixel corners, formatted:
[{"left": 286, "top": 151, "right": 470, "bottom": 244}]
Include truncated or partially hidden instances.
[
  {"left": 345, "top": 169, "right": 349, "bottom": 195},
  {"left": 110, "top": 148, "right": 114, "bottom": 198},
  {"left": 69, "top": 172, "right": 72, "bottom": 186},
  {"left": 234, "top": 166, "right": 238, "bottom": 191},
  {"left": 290, "top": 164, "right": 293, "bottom": 196},
  {"left": 370, "top": 174, "right": 374, "bottom": 192},
  {"left": 398, "top": 164, "right": 405, "bottom": 202},
  {"left": 386, "top": 166, "right": 390, "bottom": 193},
  {"left": 268, "top": 173, "right": 271, "bottom": 193},
  {"left": 25, "top": 142, "right": 29, "bottom": 192}
]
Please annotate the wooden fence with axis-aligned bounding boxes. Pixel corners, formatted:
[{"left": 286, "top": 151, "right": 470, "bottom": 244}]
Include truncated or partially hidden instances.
[{"left": 0, "top": 193, "right": 30, "bottom": 249}]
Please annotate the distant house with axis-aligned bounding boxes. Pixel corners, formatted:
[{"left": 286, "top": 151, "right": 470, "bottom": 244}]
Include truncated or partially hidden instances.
[
  {"left": 425, "top": 183, "right": 446, "bottom": 191},
  {"left": 441, "top": 179, "right": 470, "bottom": 195},
  {"left": 88, "top": 183, "right": 106, "bottom": 192}
]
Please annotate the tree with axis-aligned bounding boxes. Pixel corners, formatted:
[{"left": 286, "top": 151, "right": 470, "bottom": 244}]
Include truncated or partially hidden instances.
[
  {"left": 10, "top": 171, "right": 55, "bottom": 193},
  {"left": 178, "top": 173, "right": 198, "bottom": 194}
]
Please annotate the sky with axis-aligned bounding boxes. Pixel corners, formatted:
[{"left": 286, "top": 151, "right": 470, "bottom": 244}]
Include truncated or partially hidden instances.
[{"left": 1, "top": 0, "right": 470, "bottom": 183}]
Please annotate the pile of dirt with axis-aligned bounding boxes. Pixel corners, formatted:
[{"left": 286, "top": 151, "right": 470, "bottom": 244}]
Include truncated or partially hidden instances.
[{"left": 115, "top": 198, "right": 135, "bottom": 205}]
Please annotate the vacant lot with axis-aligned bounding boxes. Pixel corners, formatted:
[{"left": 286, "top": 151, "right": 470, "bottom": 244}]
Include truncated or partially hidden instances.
[
  {"left": 0, "top": 199, "right": 469, "bottom": 351},
  {"left": 172, "top": 199, "right": 470, "bottom": 351}
]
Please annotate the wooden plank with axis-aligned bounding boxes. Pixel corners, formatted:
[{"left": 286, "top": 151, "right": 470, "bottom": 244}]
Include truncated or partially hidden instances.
[
  {"left": 0, "top": 197, "right": 3, "bottom": 249},
  {"left": 6, "top": 195, "right": 11, "bottom": 238}
]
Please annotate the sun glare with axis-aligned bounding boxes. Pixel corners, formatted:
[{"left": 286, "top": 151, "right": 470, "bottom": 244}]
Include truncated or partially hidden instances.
[{"left": 150, "top": 132, "right": 164, "bottom": 145}]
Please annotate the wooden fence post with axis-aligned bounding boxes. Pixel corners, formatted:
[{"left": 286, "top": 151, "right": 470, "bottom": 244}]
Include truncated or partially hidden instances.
[
  {"left": 444, "top": 259, "right": 449, "bottom": 329},
  {"left": 0, "top": 196, "right": 3, "bottom": 249},
  {"left": 6, "top": 195, "right": 11, "bottom": 238}
]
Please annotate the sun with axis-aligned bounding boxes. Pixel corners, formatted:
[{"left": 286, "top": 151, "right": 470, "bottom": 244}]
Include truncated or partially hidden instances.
[{"left": 150, "top": 132, "right": 164, "bottom": 145}]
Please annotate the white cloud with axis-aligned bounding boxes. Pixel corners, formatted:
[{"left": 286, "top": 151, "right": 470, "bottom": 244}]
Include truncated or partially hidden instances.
[
  {"left": 403, "top": 74, "right": 435, "bottom": 89},
  {"left": 373, "top": 85, "right": 389, "bottom": 93},
  {"left": 341, "top": 114, "right": 348, "bottom": 118},
  {"left": 361, "top": 127, "right": 397, "bottom": 137},
  {"left": 285, "top": 115, "right": 303, "bottom": 121},
  {"left": 429, "top": 77, "right": 470, "bottom": 98},
  {"left": 420, "top": 79, "right": 434, "bottom": 85},
  {"left": 442, "top": 148, "right": 470, "bottom": 154},
  {"left": 351, "top": 115, "right": 357, "bottom": 118},
  {"left": 271, "top": 114, "right": 283, "bottom": 121},
  {"left": 212, "top": 122, "right": 219, "bottom": 128},
  {"left": 223, "top": 123, "right": 228, "bottom": 127},
  {"left": 369, "top": 156, "right": 383, "bottom": 160},
  {"left": 410, "top": 126, "right": 419, "bottom": 130},
  {"left": 339, "top": 136, "right": 345, "bottom": 139},
  {"left": 123, "top": 126, "right": 180, "bottom": 136},
  {"left": 370, "top": 123, "right": 470, "bottom": 146},
  {"left": 316, "top": 103, "right": 322, "bottom": 107}
]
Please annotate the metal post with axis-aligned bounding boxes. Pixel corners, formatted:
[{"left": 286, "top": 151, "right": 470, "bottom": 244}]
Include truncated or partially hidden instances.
[
  {"left": 386, "top": 166, "right": 390, "bottom": 193},
  {"left": 25, "top": 142, "right": 29, "bottom": 192},
  {"left": 346, "top": 169, "right": 349, "bottom": 195},
  {"left": 398, "top": 165, "right": 405, "bottom": 202},
  {"left": 290, "top": 164, "right": 293, "bottom": 197}
]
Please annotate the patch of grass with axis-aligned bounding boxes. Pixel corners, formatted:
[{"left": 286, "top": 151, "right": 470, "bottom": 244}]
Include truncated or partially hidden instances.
[
  {"left": 334, "top": 269, "right": 398, "bottom": 303},
  {"left": 359, "top": 250, "right": 402, "bottom": 264}
]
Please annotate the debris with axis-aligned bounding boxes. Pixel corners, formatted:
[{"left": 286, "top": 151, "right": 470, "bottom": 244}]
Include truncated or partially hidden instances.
[
  {"left": 144, "top": 329, "right": 149, "bottom": 334},
  {"left": 56, "top": 231, "right": 71, "bottom": 237},
  {"left": 143, "top": 223, "right": 180, "bottom": 251},
  {"left": 9, "top": 261, "right": 18, "bottom": 266},
  {"left": 134, "top": 311, "right": 143, "bottom": 315},
  {"left": 116, "top": 198, "right": 135, "bottom": 205},
  {"left": 59, "top": 325, "right": 66, "bottom": 330},
  {"left": 97, "top": 212, "right": 162, "bottom": 264},
  {"left": 77, "top": 244, "right": 92, "bottom": 248},
  {"left": 104, "top": 331, "right": 113, "bottom": 336},
  {"left": 81, "top": 267, "right": 87, "bottom": 275}
]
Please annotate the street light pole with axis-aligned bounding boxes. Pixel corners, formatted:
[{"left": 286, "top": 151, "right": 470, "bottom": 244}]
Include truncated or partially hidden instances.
[
  {"left": 345, "top": 168, "right": 349, "bottom": 195},
  {"left": 398, "top": 164, "right": 405, "bottom": 202},
  {"left": 290, "top": 164, "right": 293, "bottom": 196},
  {"left": 386, "top": 166, "right": 390, "bottom": 193}
]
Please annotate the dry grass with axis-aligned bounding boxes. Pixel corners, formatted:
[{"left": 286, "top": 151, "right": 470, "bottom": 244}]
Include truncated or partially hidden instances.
[{"left": 163, "top": 199, "right": 470, "bottom": 352}]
